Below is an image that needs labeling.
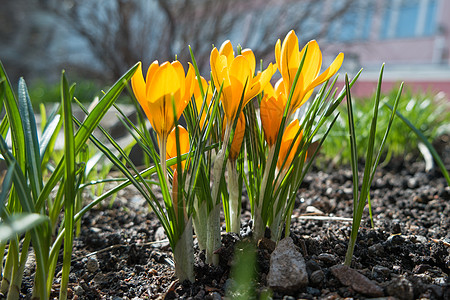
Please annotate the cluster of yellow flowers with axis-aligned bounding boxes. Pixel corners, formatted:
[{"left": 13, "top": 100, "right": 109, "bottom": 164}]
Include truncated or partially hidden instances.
[{"left": 131, "top": 30, "right": 343, "bottom": 173}]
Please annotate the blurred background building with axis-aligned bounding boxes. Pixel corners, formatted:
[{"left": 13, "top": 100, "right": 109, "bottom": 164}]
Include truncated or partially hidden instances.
[{"left": 1, "top": 0, "right": 449, "bottom": 98}]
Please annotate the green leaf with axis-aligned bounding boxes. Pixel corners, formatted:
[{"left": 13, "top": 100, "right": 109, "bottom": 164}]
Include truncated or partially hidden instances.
[
  {"left": 345, "top": 74, "right": 359, "bottom": 215},
  {"left": 0, "top": 213, "right": 48, "bottom": 243},
  {"left": 0, "top": 60, "right": 26, "bottom": 171},
  {"left": 60, "top": 71, "right": 76, "bottom": 300},
  {"left": 18, "top": 78, "right": 43, "bottom": 200}
]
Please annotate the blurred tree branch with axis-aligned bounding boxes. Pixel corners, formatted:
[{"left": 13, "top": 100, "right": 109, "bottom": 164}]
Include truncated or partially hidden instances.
[{"left": 39, "top": 0, "right": 356, "bottom": 80}]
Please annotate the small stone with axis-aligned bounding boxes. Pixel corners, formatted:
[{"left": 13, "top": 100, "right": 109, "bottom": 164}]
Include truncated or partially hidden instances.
[
  {"left": 386, "top": 276, "right": 414, "bottom": 300},
  {"left": 282, "top": 296, "right": 295, "bottom": 300},
  {"left": 267, "top": 237, "right": 309, "bottom": 292},
  {"left": 410, "top": 235, "right": 427, "bottom": 243},
  {"left": 86, "top": 256, "right": 99, "bottom": 273},
  {"left": 155, "top": 227, "right": 167, "bottom": 240},
  {"left": 74, "top": 285, "right": 84, "bottom": 296},
  {"left": 310, "top": 270, "right": 325, "bottom": 286},
  {"left": 317, "top": 253, "right": 337, "bottom": 264},
  {"left": 306, "top": 259, "right": 321, "bottom": 273},
  {"left": 386, "top": 234, "right": 405, "bottom": 245},
  {"left": 305, "top": 206, "right": 324, "bottom": 215},
  {"left": 407, "top": 177, "right": 419, "bottom": 188},
  {"left": 330, "top": 265, "right": 384, "bottom": 297}
]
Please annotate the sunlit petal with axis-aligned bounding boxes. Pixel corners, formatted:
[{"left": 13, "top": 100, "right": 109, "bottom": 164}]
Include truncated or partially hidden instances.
[
  {"left": 241, "top": 48, "right": 256, "bottom": 75},
  {"left": 166, "top": 125, "right": 190, "bottom": 170},
  {"left": 219, "top": 40, "right": 234, "bottom": 66},
  {"left": 145, "top": 60, "right": 160, "bottom": 92},
  {"left": 277, "top": 119, "right": 303, "bottom": 170},
  {"left": 260, "top": 94, "right": 284, "bottom": 146},
  {"left": 147, "top": 62, "right": 181, "bottom": 104},
  {"left": 131, "top": 62, "right": 149, "bottom": 115},
  {"left": 308, "top": 52, "right": 344, "bottom": 89}
]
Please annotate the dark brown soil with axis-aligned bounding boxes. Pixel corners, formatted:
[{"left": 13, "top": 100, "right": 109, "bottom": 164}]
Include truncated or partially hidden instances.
[{"left": 18, "top": 140, "right": 450, "bottom": 299}]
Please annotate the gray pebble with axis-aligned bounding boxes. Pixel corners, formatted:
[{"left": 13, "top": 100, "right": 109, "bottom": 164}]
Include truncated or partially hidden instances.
[
  {"left": 310, "top": 270, "right": 325, "bottom": 286},
  {"left": 74, "top": 285, "right": 84, "bottom": 296},
  {"left": 317, "top": 253, "right": 337, "bottom": 264},
  {"left": 86, "top": 256, "right": 99, "bottom": 273}
]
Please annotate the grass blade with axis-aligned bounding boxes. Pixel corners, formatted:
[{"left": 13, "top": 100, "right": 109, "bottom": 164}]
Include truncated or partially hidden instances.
[
  {"left": 60, "top": 71, "right": 77, "bottom": 300},
  {"left": 345, "top": 74, "right": 359, "bottom": 216}
]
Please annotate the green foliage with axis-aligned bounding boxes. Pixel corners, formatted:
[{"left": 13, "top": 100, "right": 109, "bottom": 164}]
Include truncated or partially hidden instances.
[
  {"left": 28, "top": 79, "right": 102, "bottom": 107},
  {"left": 321, "top": 86, "right": 450, "bottom": 165},
  {"left": 0, "top": 60, "right": 138, "bottom": 299}
]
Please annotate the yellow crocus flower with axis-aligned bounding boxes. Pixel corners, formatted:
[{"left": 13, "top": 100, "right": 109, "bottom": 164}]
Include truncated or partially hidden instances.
[
  {"left": 275, "top": 30, "right": 344, "bottom": 115},
  {"left": 131, "top": 60, "right": 195, "bottom": 139},
  {"left": 166, "top": 125, "right": 190, "bottom": 171},
  {"left": 277, "top": 119, "right": 303, "bottom": 170},
  {"left": 260, "top": 82, "right": 286, "bottom": 147},
  {"left": 210, "top": 40, "right": 276, "bottom": 126}
]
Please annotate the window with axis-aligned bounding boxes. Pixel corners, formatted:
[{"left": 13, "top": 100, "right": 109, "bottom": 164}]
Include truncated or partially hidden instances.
[
  {"left": 424, "top": 0, "right": 438, "bottom": 35},
  {"left": 396, "top": 0, "right": 420, "bottom": 38},
  {"left": 380, "top": 0, "right": 439, "bottom": 39}
]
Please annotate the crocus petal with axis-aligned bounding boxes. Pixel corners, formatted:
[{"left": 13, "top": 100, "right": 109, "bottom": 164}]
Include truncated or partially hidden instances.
[
  {"left": 210, "top": 48, "right": 220, "bottom": 88},
  {"left": 241, "top": 48, "right": 256, "bottom": 76},
  {"left": 131, "top": 62, "right": 149, "bottom": 115},
  {"left": 147, "top": 62, "right": 181, "bottom": 104},
  {"left": 282, "top": 30, "right": 300, "bottom": 89},
  {"left": 227, "top": 55, "right": 252, "bottom": 120},
  {"left": 219, "top": 40, "right": 235, "bottom": 66},
  {"left": 145, "top": 60, "right": 160, "bottom": 93},
  {"left": 166, "top": 125, "right": 190, "bottom": 170},
  {"left": 260, "top": 94, "right": 284, "bottom": 146},
  {"left": 275, "top": 39, "right": 282, "bottom": 74},
  {"left": 172, "top": 60, "right": 186, "bottom": 103},
  {"left": 308, "top": 52, "right": 344, "bottom": 89},
  {"left": 299, "top": 40, "right": 322, "bottom": 88},
  {"left": 277, "top": 119, "right": 303, "bottom": 170}
]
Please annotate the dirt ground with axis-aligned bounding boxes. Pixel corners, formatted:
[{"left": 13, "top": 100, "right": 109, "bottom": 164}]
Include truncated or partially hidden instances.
[{"left": 17, "top": 136, "right": 450, "bottom": 299}]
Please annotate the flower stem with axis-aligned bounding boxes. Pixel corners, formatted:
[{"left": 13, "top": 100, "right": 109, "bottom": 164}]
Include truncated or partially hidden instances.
[
  {"left": 227, "top": 160, "right": 240, "bottom": 233},
  {"left": 159, "top": 135, "right": 169, "bottom": 191},
  {"left": 206, "top": 125, "right": 231, "bottom": 265},
  {"left": 253, "top": 146, "right": 276, "bottom": 241}
]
